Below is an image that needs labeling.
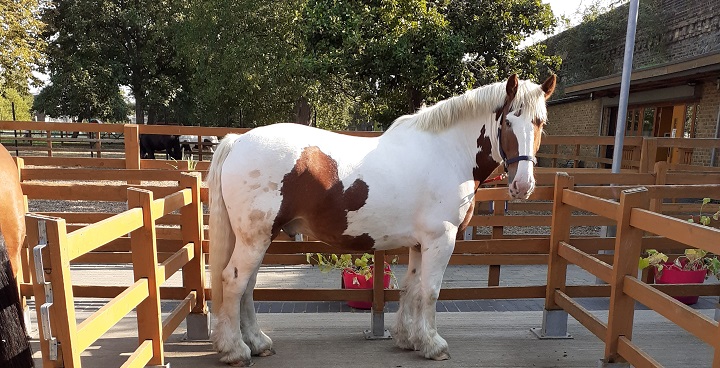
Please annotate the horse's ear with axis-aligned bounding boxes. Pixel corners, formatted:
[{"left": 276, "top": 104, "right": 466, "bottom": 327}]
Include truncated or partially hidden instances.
[
  {"left": 541, "top": 74, "right": 557, "bottom": 99},
  {"left": 506, "top": 74, "right": 519, "bottom": 100}
]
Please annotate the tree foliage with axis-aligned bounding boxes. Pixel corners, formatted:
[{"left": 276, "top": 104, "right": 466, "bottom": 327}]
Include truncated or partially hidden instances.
[
  {"left": 39, "top": 0, "right": 186, "bottom": 124},
  {"left": 176, "top": 0, "right": 308, "bottom": 127},
  {"left": 0, "top": 0, "right": 48, "bottom": 94},
  {"left": 303, "top": 0, "right": 560, "bottom": 128},
  {"left": 0, "top": 89, "right": 34, "bottom": 120},
  {"left": 35, "top": 0, "right": 561, "bottom": 129}
]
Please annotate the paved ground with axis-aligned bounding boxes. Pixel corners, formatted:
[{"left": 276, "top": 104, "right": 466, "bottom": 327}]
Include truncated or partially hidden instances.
[{"left": 27, "top": 264, "right": 720, "bottom": 367}]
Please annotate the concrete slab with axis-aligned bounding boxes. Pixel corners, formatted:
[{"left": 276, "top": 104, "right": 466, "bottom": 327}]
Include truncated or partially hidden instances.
[{"left": 31, "top": 310, "right": 711, "bottom": 367}]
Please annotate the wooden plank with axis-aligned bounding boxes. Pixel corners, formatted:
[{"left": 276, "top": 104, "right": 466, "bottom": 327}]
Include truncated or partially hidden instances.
[
  {"left": 20, "top": 156, "right": 127, "bottom": 168},
  {"left": 554, "top": 290, "right": 607, "bottom": 340},
  {"left": 604, "top": 187, "right": 650, "bottom": 363},
  {"left": 151, "top": 188, "right": 192, "bottom": 219},
  {"left": 128, "top": 188, "right": 165, "bottom": 365},
  {"left": 22, "top": 182, "right": 182, "bottom": 201},
  {"left": 558, "top": 242, "right": 613, "bottom": 283},
  {"left": 120, "top": 340, "right": 153, "bottom": 368},
  {"left": 623, "top": 277, "right": 719, "bottom": 347},
  {"left": 546, "top": 173, "right": 573, "bottom": 310},
  {"left": 76, "top": 279, "right": 150, "bottom": 352},
  {"left": 22, "top": 168, "right": 190, "bottom": 182},
  {"left": 158, "top": 243, "right": 194, "bottom": 284},
  {"left": 561, "top": 189, "right": 619, "bottom": 221},
  {"left": 65, "top": 208, "right": 144, "bottom": 260},
  {"left": 617, "top": 336, "right": 663, "bottom": 368},
  {"left": 162, "top": 292, "right": 197, "bottom": 342},
  {"left": 630, "top": 208, "right": 720, "bottom": 254},
  {"left": 46, "top": 217, "right": 82, "bottom": 367},
  {"left": 468, "top": 215, "right": 614, "bottom": 227}
]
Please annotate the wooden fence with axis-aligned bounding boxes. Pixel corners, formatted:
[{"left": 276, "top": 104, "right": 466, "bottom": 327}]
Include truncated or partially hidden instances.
[
  {"left": 26, "top": 172, "right": 205, "bottom": 368},
  {"left": 545, "top": 173, "right": 720, "bottom": 367}
]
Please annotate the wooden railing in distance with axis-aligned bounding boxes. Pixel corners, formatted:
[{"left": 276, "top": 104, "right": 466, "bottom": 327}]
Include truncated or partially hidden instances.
[
  {"left": 546, "top": 172, "right": 720, "bottom": 367},
  {"left": 26, "top": 172, "right": 204, "bottom": 368}
]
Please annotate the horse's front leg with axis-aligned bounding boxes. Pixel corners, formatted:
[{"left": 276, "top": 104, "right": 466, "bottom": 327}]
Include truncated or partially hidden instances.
[
  {"left": 415, "top": 225, "right": 456, "bottom": 360},
  {"left": 393, "top": 245, "right": 422, "bottom": 350}
]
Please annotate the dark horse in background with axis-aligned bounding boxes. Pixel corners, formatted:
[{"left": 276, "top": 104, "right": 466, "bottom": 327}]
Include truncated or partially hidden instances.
[
  {"left": 139, "top": 134, "right": 183, "bottom": 160},
  {"left": 0, "top": 143, "right": 34, "bottom": 367}
]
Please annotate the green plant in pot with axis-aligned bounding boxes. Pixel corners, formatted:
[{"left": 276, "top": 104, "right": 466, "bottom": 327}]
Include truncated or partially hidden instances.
[
  {"left": 638, "top": 198, "right": 720, "bottom": 304},
  {"left": 306, "top": 253, "right": 398, "bottom": 309},
  {"left": 687, "top": 197, "right": 720, "bottom": 227}
]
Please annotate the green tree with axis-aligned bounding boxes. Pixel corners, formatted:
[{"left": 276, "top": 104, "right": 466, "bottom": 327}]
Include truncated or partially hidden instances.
[
  {"left": 39, "top": 0, "right": 187, "bottom": 124},
  {"left": 0, "top": 89, "right": 34, "bottom": 120},
  {"left": 302, "top": 0, "right": 560, "bottom": 129},
  {"left": 0, "top": 0, "right": 47, "bottom": 94},
  {"left": 177, "top": 0, "right": 308, "bottom": 127}
]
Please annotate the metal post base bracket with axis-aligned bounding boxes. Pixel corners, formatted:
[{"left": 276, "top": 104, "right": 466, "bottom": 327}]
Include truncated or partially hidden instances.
[
  {"left": 184, "top": 313, "right": 211, "bottom": 341},
  {"left": 363, "top": 329, "right": 392, "bottom": 340},
  {"left": 364, "top": 309, "right": 392, "bottom": 340},
  {"left": 531, "top": 309, "right": 573, "bottom": 339}
]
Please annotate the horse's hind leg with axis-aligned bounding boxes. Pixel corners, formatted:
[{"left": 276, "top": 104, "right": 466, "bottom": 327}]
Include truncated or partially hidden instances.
[
  {"left": 393, "top": 245, "right": 422, "bottom": 350},
  {"left": 239, "top": 266, "right": 274, "bottom": 357},
  {"left": 212, "top": 239, "right": 269, "bottom": 366},
  {"left": 415, "top": 227, "right": 456, "bottom": 360}
]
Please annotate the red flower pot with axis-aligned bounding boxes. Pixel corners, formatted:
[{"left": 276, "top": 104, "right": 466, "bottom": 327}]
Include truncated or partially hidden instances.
[
  {"left": 654, "top": 263, "right": 707, "bottom": 305},
  {"left": 341, "top": 264, "right": 391, "bottom": 309}
]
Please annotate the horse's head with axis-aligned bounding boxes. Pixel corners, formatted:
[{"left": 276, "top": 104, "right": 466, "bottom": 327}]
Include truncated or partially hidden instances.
[{"left": 496, "top": 74, "right": 556, "bottom": 199}]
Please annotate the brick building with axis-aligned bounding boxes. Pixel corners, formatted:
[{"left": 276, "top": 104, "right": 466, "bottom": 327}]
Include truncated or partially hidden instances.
[{"left": 544, "top": 0, "right": 720, "bottom": 167}]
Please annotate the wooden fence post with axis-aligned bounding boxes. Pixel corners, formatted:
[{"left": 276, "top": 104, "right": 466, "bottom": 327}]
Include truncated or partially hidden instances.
[
  {"left": 27, "top": 214, "right": 80, "bottom": 367},
  {"left": 602, "top": 187, "right": 650, "bottom": 366},
  {"left": 180, "top": 172, "right": 209, "bottom": 340},
  {"left": 46, "top": 130, "right": 53, "bottom": 157},
  {"left": 533, "top": 172, "right": 574, "bottom": 339},
  {"left": 127, "top": 188, "right": 164, "bottom": 366},
  {"left": 639, "top": 138, "right": 658, "bottom": 173},
  {"left": 488, "top": 199, "right": 504, "bottom": 286},
  {"left": 124, "top": 124, "right": 141, "bottom": 185}
]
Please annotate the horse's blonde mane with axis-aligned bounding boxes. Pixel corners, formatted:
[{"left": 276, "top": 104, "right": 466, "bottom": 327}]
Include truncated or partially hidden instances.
[{"left": 387, "top": 79, "right": 547, "bottom": 133}]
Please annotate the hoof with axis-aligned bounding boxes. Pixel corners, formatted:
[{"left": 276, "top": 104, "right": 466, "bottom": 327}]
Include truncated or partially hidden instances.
[
  {"left": 224, "top": 358, "right": 254, "bottom": 367},
  {"left": 257, "top": 348, "right": 276, "bottom": 357},
  {"left": 429, "top": 351, "right": 451, "bottom": 361}
]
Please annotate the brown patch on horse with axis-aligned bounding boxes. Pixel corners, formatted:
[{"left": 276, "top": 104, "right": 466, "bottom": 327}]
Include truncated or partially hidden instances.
[
  {"left": 473, "top": 126, "right": 500, "bottom": 190},
  {"left": 272, "top": 146, "right": 374, "bottom": 250},
  {"left": 465, "top": 125, "right": 500, "bottom": 231},
  {"left": 249, "top": 170, "right": 261, "bottom": 178},
  {"left": 532, "top": 118, "right": 544, "bottom": 152}
]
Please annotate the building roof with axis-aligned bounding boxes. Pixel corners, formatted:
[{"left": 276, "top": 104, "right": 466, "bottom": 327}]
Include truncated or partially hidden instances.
[{"left": 564, "top": 51, "right": 720, "bottom": 97}]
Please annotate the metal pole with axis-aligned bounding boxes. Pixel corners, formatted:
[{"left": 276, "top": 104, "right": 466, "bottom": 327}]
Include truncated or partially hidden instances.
[{"left": 611, "top": 0, "right": 640, "bottom": 174}]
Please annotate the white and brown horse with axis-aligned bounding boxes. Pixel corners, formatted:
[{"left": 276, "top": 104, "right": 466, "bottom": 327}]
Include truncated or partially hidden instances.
[
  {"left": 208, "top": 75, "right": 556, "bottom": 365},
  {"left": 0, "top": 143, "right": 34, "bottom": 367}
]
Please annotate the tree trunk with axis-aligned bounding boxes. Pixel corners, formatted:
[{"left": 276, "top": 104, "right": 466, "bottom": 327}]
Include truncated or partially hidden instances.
[
  {"left": 407, "top": 86, "right": 422, "bottom": 114},
  {"left": 293, "top": 96, "right": 312, "bottom": 126}
]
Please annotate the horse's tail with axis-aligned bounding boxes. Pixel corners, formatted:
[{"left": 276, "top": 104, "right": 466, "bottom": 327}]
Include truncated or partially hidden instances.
[
  {"left": 208, "top": 134, "right": 241, "bottom": 314},
  {"left": 0, "top": 244, "right": 34, "bottom": 367}
]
